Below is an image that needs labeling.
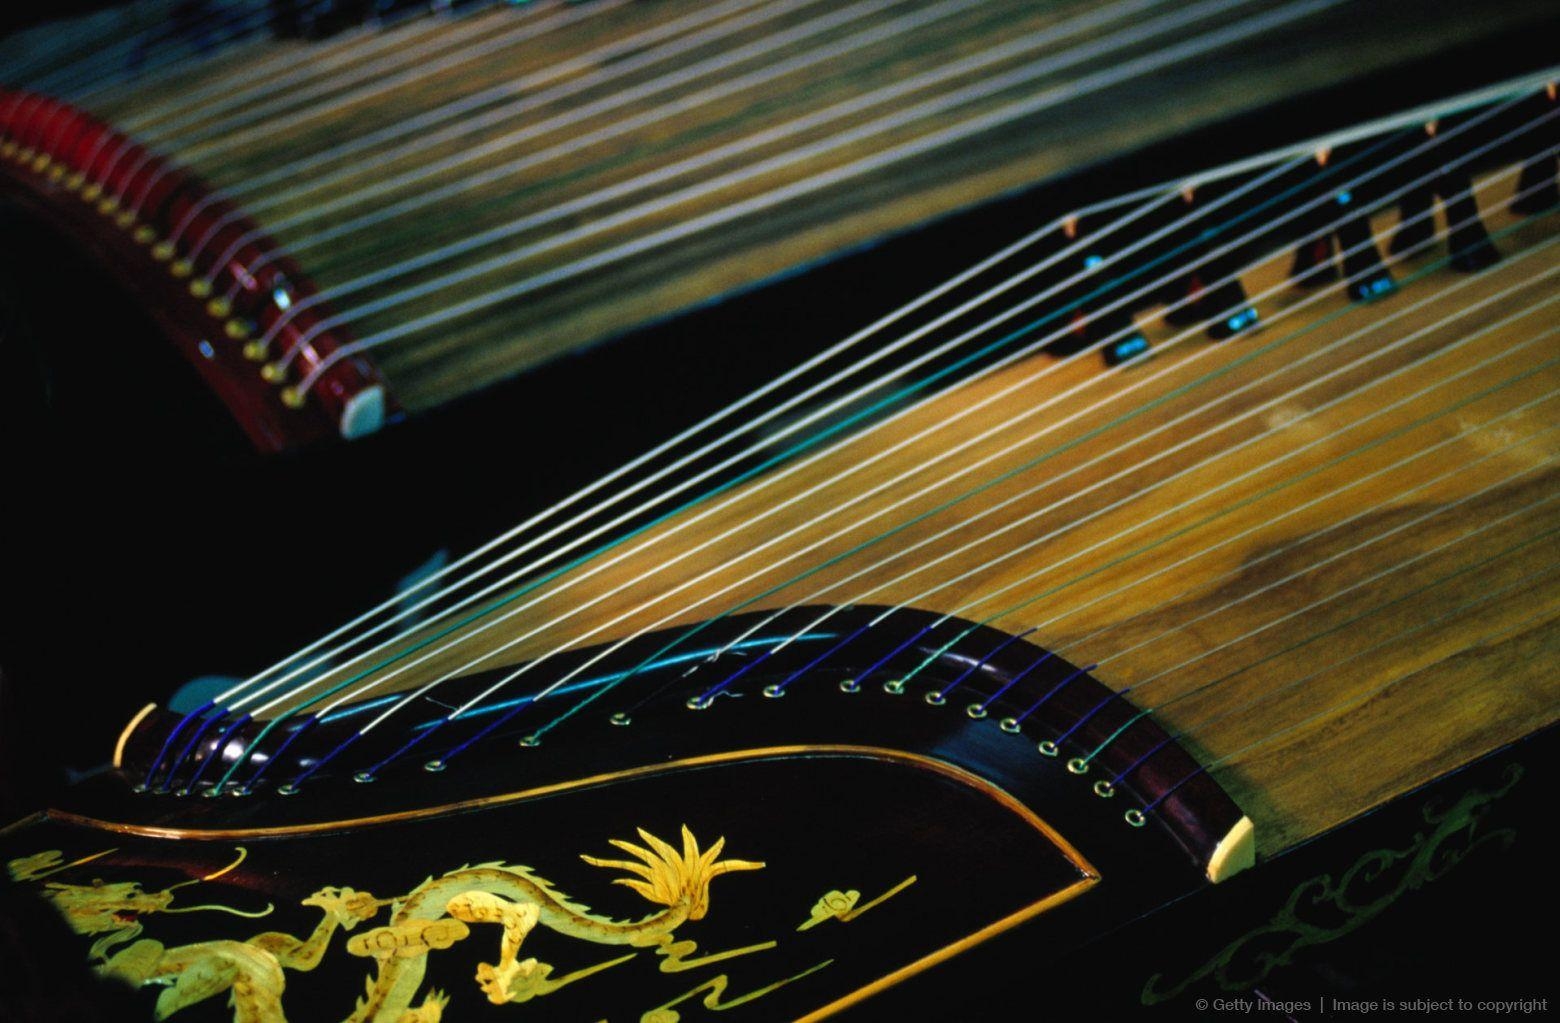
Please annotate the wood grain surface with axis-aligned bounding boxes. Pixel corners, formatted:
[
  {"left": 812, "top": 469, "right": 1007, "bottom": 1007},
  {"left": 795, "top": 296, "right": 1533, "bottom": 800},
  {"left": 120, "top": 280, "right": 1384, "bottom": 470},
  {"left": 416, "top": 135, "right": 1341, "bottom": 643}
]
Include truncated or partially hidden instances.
[
  {"left": 79, "top": 0, "right": 1556, "bottom": 410},
  {"left": 269, "top": 175, "right": 1560, "bottom": 857}
]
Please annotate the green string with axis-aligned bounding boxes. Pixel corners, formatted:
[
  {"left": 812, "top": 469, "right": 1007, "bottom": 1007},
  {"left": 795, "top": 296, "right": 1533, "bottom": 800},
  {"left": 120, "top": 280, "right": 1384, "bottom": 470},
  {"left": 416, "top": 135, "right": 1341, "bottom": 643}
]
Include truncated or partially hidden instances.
[{"left": 217, "top": 128, "right": 1474, "bottom": 787}]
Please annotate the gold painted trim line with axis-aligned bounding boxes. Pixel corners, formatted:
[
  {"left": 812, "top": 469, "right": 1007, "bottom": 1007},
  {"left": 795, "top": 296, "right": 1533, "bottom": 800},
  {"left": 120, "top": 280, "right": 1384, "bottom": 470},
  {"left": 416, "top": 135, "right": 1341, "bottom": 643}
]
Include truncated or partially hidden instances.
[
  {"left": 45, "top": 745, "right": 1095, "bottom": 850},
  {"left": 797, "top": 875, "right": 1100, "bottom": 1023},
  {"left": 113, "top": 703, "right": 158, "bottom": 768},
  {"left": 40, "top": 744, "right": 1103, "bottom": 1023}
]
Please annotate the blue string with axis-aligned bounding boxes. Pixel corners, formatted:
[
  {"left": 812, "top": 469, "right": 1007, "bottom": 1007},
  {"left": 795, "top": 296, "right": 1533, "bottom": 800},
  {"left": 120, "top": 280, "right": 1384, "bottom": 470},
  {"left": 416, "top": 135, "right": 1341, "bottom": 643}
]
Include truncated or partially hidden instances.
[
  {"left": 1111, "top": 733, "right": 1176, "bottom": 785},
  {"left": 360, "top": 724, "right": 442, "bottom": 779},
  {"left": 242, "top": 714, "right": 318, "bottom": 791},
  {"left": 183, "top": 713, "right": 250, "bottom": 793},
  {"left": 140, "top": 698, "right": 215, "bottom": 789},
  {"left": 934, "top": 627, "right": 1038, "bottom": 700},
  {"left": 283, "top": 730, "right": 365, "bottom": 790},
  {"left": 1050, "top": 683, "right": 1132, "bottom": 747},
  {"left": 855, "top": 621, "right": 942, "bottom": 687},
  {"left": 1011, "top": 663, "right": 1097, "bottom": 724},
  {"left": 976, "top": 649, "right": 1053, "bottom": 712},
  {"left": 774, "top": 620, "right": 874, "bottom": 692},
  {"left": 158, "top": 707, "right": 229, "bottom": 792},
  {"left": 696, "top": 642, "right": 786, "bottom": 704}
]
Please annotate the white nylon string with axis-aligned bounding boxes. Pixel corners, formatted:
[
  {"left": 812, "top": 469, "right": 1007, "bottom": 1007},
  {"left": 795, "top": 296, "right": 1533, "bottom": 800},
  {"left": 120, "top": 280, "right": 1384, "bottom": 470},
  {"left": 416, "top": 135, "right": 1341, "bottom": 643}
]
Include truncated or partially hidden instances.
[
  {"left": 29, "top": 0, "right": 276, "bottom": 99},
  {"left": 98, "top": 0, "right": 630, "bottom": 215},
  {"left": 436, "top": 184, "right": 1554, "bottom": 733},
  {"left": 1159, "top": 536, "right": 1559, "bottom": 790},
  {"left": 210, "top": 183, "right": 1158, "bottom": 711},
  {"left": 240, "top": 0, "right": 1209, "bottom": 326},
  {"left": 1120, "top": 442, "right": 1559, "bottom": 695},
  {"left": 206, "top": 86, "right": 1538, "bottom": 730},
  {"left": 242, "top": 137, "right": 1344, "bottom": 720},
  {"left": 280, "top": 0, "right": 1323, "bottom": 381},
  {"left": 170, "top": 0, "right": 887, "bottom": 242},
  {"left": 137, "top": 0, "right": 621, "bottom": 155},
  {"left": 112, "top": 0, "right": 476, "bottom": 132},
  {"left": 1032, "top": 402, "right": 1560, "bottom": 656},
  {"left": 697, "top": 236, "right": 1560, "bottom": 671},
  {"left": 315, "top": 130, "right": 1530, "bottom": 736},
  {"left": 191, "top": 0, "right": 1013, "bottom": 279}
]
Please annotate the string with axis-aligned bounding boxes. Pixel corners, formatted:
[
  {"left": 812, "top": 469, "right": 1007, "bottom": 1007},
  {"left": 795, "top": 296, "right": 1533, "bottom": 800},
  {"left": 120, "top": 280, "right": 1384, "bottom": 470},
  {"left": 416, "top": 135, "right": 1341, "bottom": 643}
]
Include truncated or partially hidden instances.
[
  {"left": 108, "top": 0, "right": 628, "bottom": 218},
  {"left": 230, "top": 15, "right": 1472, "bottom": 720},
  {"left": 26, "top": 0, "right": 278, "bottom": 99},
  {"left": 210, "top": 97, "right": 1547, "bottom": 782},
  {"left": 21, "top": 15, "right": 1535, "bottom": 726},
  {"left": 471, "top": 180, "right": 1555, "bottom": 763},
  {"left": 271, "top": 113, "right": 1535, "bottom": 742},
  {"left": 242, "top": 0, "right": 1223, "bottom": 335},
  {"left": 257, "top": 136, "right": 1326, "bottom": 724},
  {"left": 216, "top": 85, "right": 1316, "bottom": 726},
  {"left": 330, "top": 147, "right": 1551, "bottom": 779},
  {"left": 1031, "top": 398, "right": 1560, "bottom": 662},
  {"left": 680, "top": 233, "right": 1560, "bottom": 706},
  {"left": 1140, "top": 533, "right": 1560, "bottom": 817},
  {"left": 401, "top": 144, "right": 1548, "bottom": 756},
  {"left": 199, "top": 170, "right": 1157, "bottom": 754},
  {"left": 279, "top": 0, "right": 1340, "bottom": 388},
  {"left": 1100, "top": 470, "right": 1560, "bottom": 782},
  {"left": 127, "top": 0, "right": 608, "bottom": 151},
  {"left": 160, "top": 0, "right": 860, "bottom": 248},
  {"left": 24, "top": 9, "right": 1547, "bottom": 782},
  {"left": 887, "top": 315, "right": 1560, "bottom": 696},
  {"left": 109, "top": 0, "right": 456, "bottom": 130},
  {"left": 182, "top": 0, "right": 923, "bottom": 263}
]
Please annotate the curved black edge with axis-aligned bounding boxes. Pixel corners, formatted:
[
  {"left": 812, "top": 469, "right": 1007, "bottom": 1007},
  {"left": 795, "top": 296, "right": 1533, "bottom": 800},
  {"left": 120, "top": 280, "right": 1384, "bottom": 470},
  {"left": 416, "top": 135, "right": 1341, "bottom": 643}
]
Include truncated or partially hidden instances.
[{"left": 108, "top": 605, "right": 1245, "bottom": 876}]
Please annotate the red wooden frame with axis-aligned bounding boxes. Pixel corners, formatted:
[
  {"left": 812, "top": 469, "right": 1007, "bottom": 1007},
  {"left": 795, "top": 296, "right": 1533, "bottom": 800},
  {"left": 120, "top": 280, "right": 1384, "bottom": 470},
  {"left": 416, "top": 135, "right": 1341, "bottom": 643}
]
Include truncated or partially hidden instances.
[{"left": 0, "top": 88, "right": 396, "bottom": 452}]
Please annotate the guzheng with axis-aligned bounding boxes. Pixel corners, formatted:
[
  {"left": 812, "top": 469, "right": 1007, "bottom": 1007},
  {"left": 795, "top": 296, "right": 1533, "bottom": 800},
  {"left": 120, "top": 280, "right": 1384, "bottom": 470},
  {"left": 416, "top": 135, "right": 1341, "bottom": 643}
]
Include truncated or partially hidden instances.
[
  {"left": 1, "top": 0, "right": 1553, "bottom": 448},
  {"left": 4, "top": 39, "right": 1559, "bottom": 1016}
]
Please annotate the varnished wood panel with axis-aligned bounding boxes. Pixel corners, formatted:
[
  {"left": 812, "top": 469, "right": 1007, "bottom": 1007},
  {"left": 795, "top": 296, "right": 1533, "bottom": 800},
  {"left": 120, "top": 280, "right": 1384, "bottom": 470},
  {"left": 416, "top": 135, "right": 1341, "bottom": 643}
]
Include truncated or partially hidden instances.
[
  {"left": 75, "top": 0, "right": 1555, "bottom": 410},
  {"left": 263, "top": 177, "right": 1560, "bottom": 857}
]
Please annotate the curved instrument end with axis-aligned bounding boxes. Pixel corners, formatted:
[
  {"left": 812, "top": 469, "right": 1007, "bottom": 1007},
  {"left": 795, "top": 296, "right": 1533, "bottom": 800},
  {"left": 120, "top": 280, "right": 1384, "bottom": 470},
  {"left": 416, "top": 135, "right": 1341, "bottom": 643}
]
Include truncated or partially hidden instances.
[{"left": 1205, "top": 814, "right": 1256, "bottom": 884}]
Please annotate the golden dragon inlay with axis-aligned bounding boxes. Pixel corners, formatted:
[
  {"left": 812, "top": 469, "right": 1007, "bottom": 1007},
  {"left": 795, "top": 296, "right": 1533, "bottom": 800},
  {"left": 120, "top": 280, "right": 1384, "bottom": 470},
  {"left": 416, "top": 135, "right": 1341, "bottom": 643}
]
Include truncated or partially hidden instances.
[{"left": 7, "top": 825, "right": 800, "bottom": 1023}]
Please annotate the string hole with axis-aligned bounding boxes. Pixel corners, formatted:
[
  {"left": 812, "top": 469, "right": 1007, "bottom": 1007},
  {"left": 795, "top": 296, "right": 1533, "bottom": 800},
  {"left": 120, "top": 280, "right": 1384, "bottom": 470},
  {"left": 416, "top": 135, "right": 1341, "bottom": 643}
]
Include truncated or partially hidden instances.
[
  {"left": 173, "top": 788, "right": 190, "bottom": 798},
  {"left": 230, "top": 786, "right": 251, "bottom": 798},
  {"left": 423, "top": 760, "right": 446, "bottom": 773},
  {"left": 965, "top": 703, "right": 988, "bottom": 720},
  {"left": 519, "top": 735, "right": 540, "bottom": 748},
  {"left": 882, "top": 679, "right": 906, "bottom": 695},
  {"left": 131, "top": 784, "right": 148, "bottom": 794},
  {"left": 201, "top": 785, "right": 224, "bottom": 800},
  {"left": 609, "top": 712, "right": 632, "bottom": 727},
  {"left": 999, "top": 718, "right": 1020, "bottom": 734},
  {"left": 1093, "top": 780, "right": 1116, "bottom": 799},
  {"left": 1125, "top": 809, "right": 1147, "bottom": 828},
  {"left": 924, "top": 691, "right": 946, "bottom": 706},
  {"left": 686, "top": 696, "right": 711, "bottom": 711},
  {"left": 352, "top": 772, "right": 375, "bottom": 784},
  {"left": 762, "top": 684, "right": 786, "bottom": 699},
  {"left": 277, "top": 783, "right": 299, "bottom": 796},
  {"left": 838, "top": 678, "right": 860, "bottom": 693},
  {"left": 1037, "top": 740, "right": 1060, "bottom": 758},
  {"left": 1066, "top": 758, "right": 1090, "bottom": 775}
]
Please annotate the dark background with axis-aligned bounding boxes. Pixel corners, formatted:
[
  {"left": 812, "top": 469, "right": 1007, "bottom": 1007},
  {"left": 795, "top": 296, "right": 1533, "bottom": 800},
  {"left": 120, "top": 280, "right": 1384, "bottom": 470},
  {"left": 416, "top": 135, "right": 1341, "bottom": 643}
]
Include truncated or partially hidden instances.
[{"left": 1, "top": 5, "right": 1556, "bottom": 1018}]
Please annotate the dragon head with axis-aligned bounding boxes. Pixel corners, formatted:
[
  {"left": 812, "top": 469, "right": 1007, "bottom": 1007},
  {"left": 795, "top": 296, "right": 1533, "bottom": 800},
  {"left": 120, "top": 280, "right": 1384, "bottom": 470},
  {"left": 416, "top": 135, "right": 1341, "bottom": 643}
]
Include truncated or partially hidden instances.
[{"left": 582, "top": 825, "right": 764, "bottom": 921}]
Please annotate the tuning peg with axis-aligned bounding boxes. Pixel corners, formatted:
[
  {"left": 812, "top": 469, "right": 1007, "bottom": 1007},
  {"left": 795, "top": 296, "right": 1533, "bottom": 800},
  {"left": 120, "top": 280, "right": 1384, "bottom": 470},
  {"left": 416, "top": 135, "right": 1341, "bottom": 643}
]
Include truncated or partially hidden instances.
[
  {"left": 1327, "top": 192, "right": 1396, "bottom": 301},
  {"left": 1436, "top": 171, "right": 1501, "bottom": 273}
]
